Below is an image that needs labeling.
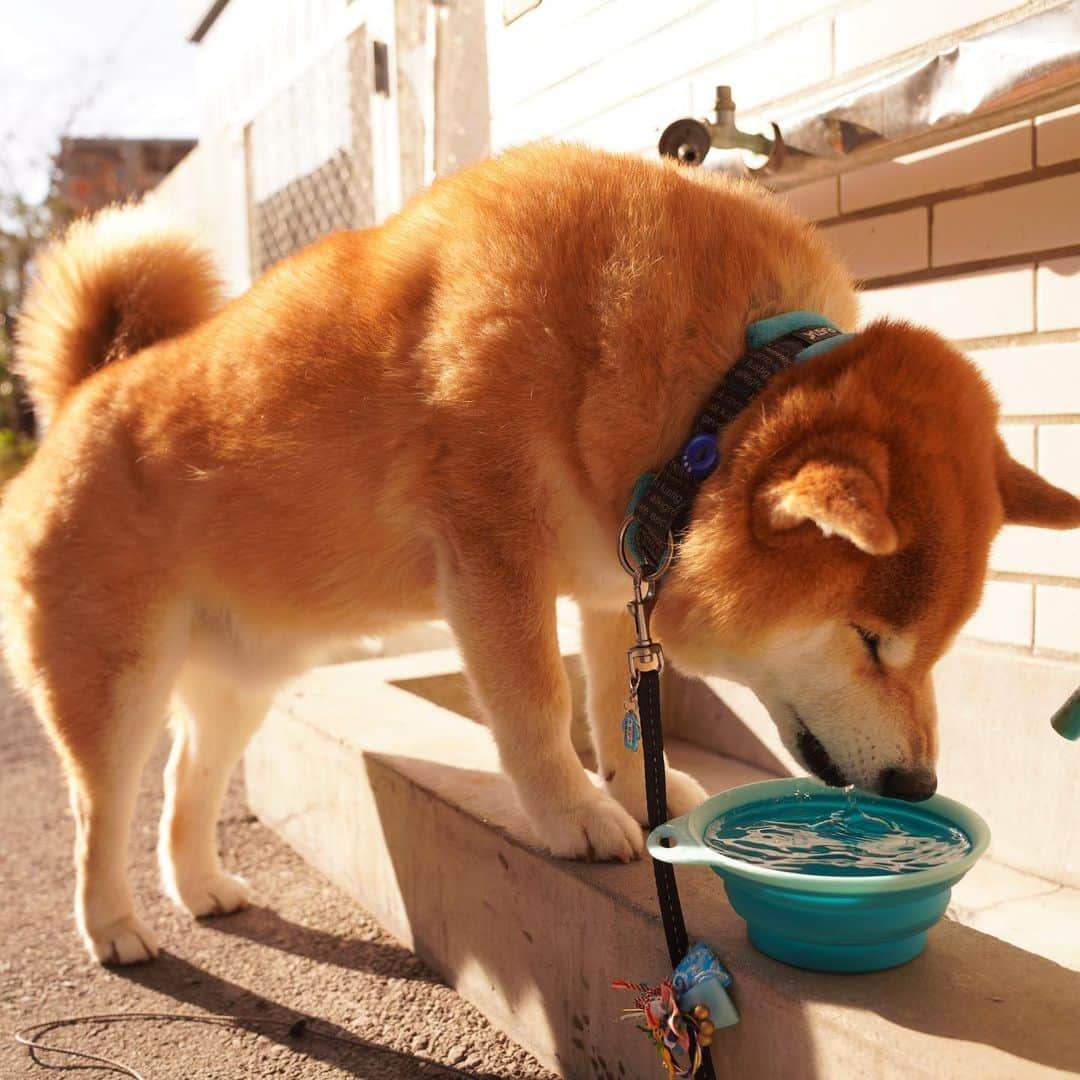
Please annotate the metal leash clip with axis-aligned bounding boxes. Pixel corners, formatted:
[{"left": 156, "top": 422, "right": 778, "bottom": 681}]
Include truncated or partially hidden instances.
[
  {"left": 617, "top": 514, "right": 672, "bottom": 694},
  {"left": 626, "top": 572, "right": 664, "bottom": 692}
]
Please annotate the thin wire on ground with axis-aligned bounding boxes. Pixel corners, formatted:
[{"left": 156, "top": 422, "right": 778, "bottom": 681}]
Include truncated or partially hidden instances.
[{"left": 14, "top": 1010, "right": 507, "bottom": 1080}]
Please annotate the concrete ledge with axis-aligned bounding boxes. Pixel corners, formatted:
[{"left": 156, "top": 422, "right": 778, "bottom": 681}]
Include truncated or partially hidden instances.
[
  {"left": 246, "top": 655, "right": 1080, "bottom": 1079},
  {"left": 949, "top": 858, "right": 1080, "bottom": 972}
]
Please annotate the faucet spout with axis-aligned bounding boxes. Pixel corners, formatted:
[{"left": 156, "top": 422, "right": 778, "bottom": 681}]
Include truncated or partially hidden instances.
[{"left": 1051, "top": 686, "right": 1080, "bottom": 740}]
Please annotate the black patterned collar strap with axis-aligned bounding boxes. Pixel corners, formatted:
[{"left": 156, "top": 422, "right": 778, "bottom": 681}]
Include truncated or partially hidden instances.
[{"left": 624, "top": 311, "right": 852, "bottom": 577}]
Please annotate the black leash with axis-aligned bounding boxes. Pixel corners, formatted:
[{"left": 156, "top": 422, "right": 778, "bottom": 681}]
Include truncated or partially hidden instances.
[
  {"left": 638, "top": 666, "right": 689, "bottom": 965},
  {"left": 621, "top": 569, "right": 716, "bottom": 1076},
  {"left": 619, "top": 314, "right": 848, "bottom": 1078},
  {"left": 632, "top": 650, "right": 716, "bottom": 1080}
]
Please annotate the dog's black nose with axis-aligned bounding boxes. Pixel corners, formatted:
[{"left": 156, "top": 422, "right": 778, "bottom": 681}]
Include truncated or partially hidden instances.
[{"left": 879, "top": 766, "right": 937, "bottom": 802}]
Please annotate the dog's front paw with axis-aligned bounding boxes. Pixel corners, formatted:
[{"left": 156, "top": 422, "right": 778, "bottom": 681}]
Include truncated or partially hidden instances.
[
  {"left": 83, "top": 914, "right": 160, "bottom": 965},
  {"left": 532, "top": 790, "right": 644, "bottom": 862},
  {"left": 170, "top": 871, "right": 252, "bottom": 918},
  {"left": 606, "top": 765, "right": 707, "bottom": 826},
  {"left": 665, "top": 768, "right": 709, "bottom": 817}
]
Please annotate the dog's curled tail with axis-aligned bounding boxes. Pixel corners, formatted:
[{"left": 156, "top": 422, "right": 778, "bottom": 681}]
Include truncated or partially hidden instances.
[{"left": 16, "top": 203, "right": 223, "bottom": 428}]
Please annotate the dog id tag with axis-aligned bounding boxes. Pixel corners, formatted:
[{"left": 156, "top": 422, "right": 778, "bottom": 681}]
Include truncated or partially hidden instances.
[{"left": 622, "top": 702, "right": 641, "bottom": 752}]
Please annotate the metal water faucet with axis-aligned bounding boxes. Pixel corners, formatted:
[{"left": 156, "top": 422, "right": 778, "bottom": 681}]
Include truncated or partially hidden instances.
[{"left": 658, "top": 86, "right": 778, "bottom": 168}]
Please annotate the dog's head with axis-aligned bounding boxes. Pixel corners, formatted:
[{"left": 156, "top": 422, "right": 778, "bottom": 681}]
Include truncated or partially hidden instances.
[{"left": 655, "top": 320, "right": 1080, "bottom": 799}]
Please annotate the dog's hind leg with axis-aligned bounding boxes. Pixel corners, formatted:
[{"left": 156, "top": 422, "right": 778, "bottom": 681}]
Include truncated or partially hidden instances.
[
  {"left": 35, "top": 616, "right": 187, "bottom": 965},
  {"left": 158, "top": 663, "right": 272, "bottom": 918}
]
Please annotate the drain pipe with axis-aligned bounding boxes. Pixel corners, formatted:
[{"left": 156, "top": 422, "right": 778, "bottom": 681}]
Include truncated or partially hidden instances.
[{"left": 660, "top": 0, "right": 1080, "bottom": 186}]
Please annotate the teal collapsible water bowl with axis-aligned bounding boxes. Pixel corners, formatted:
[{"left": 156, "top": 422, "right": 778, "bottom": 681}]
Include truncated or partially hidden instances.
[{"left": 647, "top": 778, "right": 990, "bottom": 973}]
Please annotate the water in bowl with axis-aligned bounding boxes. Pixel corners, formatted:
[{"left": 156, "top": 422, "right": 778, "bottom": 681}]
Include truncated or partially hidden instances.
[{"left": 702, "top": 786, "right": 972, "bottom": 877}]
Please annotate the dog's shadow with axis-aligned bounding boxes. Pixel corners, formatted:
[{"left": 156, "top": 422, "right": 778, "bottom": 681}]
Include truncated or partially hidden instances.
[
  {"left": 112, "top": 910, "right": 505, "bottom": 1079},
  {"left": 205, "top": 903, "right": 445, "bottom": 983}
]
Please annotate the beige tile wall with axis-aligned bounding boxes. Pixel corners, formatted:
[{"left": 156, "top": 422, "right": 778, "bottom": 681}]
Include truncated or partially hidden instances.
[
  {"left": 839, "top": 123, "right": 1032, "bottom": 213},
  {"left": 1036, "top": 103, "right": 1080, "bottom": 166},
  {"left": 819, "top": 207, "right": 928, "bottom": 279},
  {"left": 933, "top": 172, "right": 1080, "bottom": 266}
]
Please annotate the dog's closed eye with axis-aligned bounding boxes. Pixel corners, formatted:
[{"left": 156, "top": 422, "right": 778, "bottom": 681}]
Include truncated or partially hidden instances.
[{"left": 853, "top": 624, "right": 882, "bottom": 666}]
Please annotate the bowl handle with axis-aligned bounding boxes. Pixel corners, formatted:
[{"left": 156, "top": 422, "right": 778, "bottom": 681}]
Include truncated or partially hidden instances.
[{"left": 647, "top": 815, "right": 709, "bottom": 864}]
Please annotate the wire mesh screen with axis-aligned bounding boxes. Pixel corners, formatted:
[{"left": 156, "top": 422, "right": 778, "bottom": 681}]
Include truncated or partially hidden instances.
[{"left": 247, "top": 28, "right": 375, "bottom": 276}]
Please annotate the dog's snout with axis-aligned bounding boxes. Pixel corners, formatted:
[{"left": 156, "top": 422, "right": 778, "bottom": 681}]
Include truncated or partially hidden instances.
[{"left": 879, "top": 766, "right": 937, "bottom": 802}]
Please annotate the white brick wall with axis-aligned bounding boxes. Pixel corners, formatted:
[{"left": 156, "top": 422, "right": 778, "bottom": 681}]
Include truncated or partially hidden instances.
[
  {"left": 150, "top": 129, "right": 251, "bottom": 295},
  {"left": 687, "top": 18, "right": 834, "bottom": 116},
  {"left": 1038, "top": 426, "right": 1080, "bottom": 493},
  {"left": 859, "top": 268, "right": 1034, "bottom": 340},
  {"left": 993, "top": 423, "right": 1036, "bottom": 466},
  {"left": 554, "top": 81, "right": 692, "bottom": 155},
  {"left": 492, "top": 0, "right": 710, "bottom": 111},
  {"left": 1035, "top": 585, "right": 1080, "bottom": 654},
  {"left": 1037, "top": 256, "right": 1080, "bottom": 331},
  {"left": 757, "top": 0, "right": 838, "bottom": 37},
  {"left": 834, "top": 0, "right": 1030, "bottom": 74},
  {"left": 1000, "top": 424, "right": 1036, "bottom": 468},
  {"left": 968, "top": 343, "right": 1080, "bottom": 417},
  {"left": 963, "top": 581, "right": 1033, "bottom": 648},
  {"left": 494, "top": 4, "right": 757, "bottom": 148},
  {"left": 489, "top": 0, "right": 847, "bottom": 159},
  {"left": 993, "top": 527, "right": 1080, "bottom": 579}
]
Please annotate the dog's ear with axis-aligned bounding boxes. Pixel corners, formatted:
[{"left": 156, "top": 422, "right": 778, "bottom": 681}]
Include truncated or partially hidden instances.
[
  {"left": 996, "top": 438, "right": 1080, "bottom": 529},
  {"left": 757, "top": 458, "right": 899, "bottom": 555}
]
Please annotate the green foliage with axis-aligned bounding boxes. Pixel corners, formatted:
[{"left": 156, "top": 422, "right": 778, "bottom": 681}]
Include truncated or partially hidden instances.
[
  {"left": 1, "top": 175, "right": 65, "bottom": 446},
  {"left": 0, "top": 427, "right": 33, "bottom": 487}
]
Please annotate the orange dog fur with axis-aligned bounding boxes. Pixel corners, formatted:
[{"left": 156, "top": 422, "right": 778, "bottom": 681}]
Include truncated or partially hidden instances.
[{"left": 3, "top": 143, "right": 1078, "bottom": 964}]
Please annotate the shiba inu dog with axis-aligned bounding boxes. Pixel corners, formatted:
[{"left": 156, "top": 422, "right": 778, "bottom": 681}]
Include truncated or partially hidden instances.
[{"left": 3, "top": 144, "right": 1078, "bottom": 965}]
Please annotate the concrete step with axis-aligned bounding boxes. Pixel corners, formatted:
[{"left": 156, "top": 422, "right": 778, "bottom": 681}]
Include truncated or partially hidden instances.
[
  {"left": 663, "top": 645, "right": 1080, "bottom": 890},
  {"left": 949, "top": 859, "right": 1080, "bottom": 972},
  {"left": 245, "top": 650, "right": 1080, "bottom": 1080}
]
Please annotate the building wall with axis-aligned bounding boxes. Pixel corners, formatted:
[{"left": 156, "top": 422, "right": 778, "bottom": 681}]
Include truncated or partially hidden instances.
[
  {"left": 396, "top": 0, "right": 491, "bottom": 202},
  {"left": 158, "top": 0, "right": 401, "bottom": 291},
  {"left": 149, "top": 128, "right": 251, "bottom": 295},
  {"left": 163, "top": 0, "right": 491, "bottom": 287},
  {"left": 56, "top": 137, "right": 195, "bottom": 217},
  {"left": 485, "top": 0, "right": 1079, "bottom": 665}
]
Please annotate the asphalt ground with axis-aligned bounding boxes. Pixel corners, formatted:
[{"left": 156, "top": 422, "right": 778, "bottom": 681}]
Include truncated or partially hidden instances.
[{"left": 0, "top": 660, "right": 559, "bottom": 1080}]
